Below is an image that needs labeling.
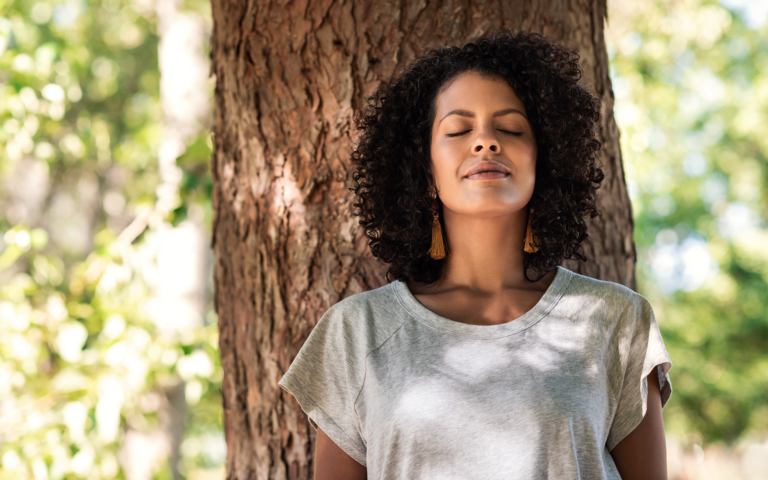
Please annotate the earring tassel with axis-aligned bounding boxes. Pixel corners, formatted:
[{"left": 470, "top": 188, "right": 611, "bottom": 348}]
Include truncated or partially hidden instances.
[
  {"left": 524, "top": 210, "right": 539, "bottom": 253},
  {"left": 429, "top": 212, "right": 446, "bottom": 260}
]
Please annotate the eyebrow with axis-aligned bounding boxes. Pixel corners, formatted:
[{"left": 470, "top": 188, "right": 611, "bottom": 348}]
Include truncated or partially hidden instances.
[{"left": 439, "top": 108, "right": 527, "bottom": 123}]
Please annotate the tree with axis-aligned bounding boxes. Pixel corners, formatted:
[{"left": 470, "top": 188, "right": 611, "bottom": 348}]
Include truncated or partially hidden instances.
[{"left": 209, "top": 0, "right": 630, "bottom": 478}]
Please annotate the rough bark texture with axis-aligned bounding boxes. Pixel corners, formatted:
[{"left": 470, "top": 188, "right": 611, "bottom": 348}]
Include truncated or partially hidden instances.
[{"left": 209, "top": 0, "right": 634, "bottom": 478}]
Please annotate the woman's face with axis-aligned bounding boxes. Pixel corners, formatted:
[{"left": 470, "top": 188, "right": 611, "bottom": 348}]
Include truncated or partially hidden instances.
[{"left": 430, "top": 70, "right": 537, "bottom": 218}]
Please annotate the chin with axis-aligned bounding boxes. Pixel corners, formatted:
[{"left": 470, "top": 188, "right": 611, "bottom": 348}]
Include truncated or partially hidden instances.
[
  {"left": 448, "top": 193, "right": 525, "bottom": 212},
  {"left": 448, "top": 204, "right": 522, "bottom": 218}
]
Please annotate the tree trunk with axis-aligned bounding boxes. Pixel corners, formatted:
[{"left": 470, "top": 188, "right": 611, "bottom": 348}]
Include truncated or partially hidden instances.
[{"left": 209, "top": 0, "right": 632, "bottom": 478}]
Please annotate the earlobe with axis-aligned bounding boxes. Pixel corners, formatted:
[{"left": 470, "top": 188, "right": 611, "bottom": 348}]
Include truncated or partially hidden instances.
[{"left": 427, "top": 169, "right": 437, "bottom": 190}]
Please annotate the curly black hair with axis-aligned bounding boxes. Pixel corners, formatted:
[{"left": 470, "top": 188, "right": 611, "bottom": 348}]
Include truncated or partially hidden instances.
[{"left": 350, "top": 29, "right": 605, "bottom": 284}]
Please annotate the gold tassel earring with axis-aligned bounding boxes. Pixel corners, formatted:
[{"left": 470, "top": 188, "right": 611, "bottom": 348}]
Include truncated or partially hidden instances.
[
  {"left": 524, "top": 207, "right": 540, "bottom": 253},
  {"left": 428, "top": 187, "right": 446, "bottom": 260}
]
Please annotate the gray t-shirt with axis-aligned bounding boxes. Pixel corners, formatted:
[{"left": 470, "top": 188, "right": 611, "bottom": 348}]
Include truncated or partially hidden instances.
[{"left": 278, "top": 265, "right": 673, "bottom": 479}]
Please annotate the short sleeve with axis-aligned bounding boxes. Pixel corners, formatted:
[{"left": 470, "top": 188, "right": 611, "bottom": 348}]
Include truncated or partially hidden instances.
[
  {"left": 606, "top": 294, "right": 673, "bottom": 451},
  {"left": 278, "top": 304, "right": 368, "bottom": 466}
]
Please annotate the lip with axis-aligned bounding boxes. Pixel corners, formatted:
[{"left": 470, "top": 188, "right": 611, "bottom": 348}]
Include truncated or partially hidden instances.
[{"left": 464, "top": 161, "right": 511, "bottom": 179}]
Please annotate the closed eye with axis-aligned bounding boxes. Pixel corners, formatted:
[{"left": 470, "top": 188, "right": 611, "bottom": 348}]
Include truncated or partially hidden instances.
[
  {"left": 446, "top": 130, "right": 471, "bottom": 137},
  {"left": 446, "top": 129, "right": 523, "bottom": 138}
]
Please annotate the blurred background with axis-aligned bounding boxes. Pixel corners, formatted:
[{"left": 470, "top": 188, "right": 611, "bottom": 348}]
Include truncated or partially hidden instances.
[{"left": 0, "top": 0, "right": 766, "bottom": 478}]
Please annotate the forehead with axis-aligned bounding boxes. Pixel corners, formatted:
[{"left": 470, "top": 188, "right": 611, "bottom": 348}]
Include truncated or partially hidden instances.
[{"left": 435, "top": 71, "right": 524, "bottom": 113}]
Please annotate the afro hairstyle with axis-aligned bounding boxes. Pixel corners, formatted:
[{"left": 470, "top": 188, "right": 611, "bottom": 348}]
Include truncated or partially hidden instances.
[{"left": 350, "top": 29, "right": 605, "bottom": 284}]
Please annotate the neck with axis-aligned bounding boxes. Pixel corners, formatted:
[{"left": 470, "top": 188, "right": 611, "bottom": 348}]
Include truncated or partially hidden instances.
[{"left": 437, "top": 207, "right": 534, "bottom": 292}]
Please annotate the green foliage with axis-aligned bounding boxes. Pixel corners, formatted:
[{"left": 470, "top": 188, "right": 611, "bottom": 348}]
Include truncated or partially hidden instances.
[
  {"left": 170, "top": 133, "right": 213, "bottom": 228},
  {"left": 0, "top": 0, "right": 220, "bottom": 478},
  {"left": 607, "top": 0, "right": 768, "bottom": 444}
]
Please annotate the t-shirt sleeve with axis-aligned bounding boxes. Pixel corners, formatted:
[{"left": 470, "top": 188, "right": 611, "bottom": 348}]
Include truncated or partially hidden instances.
[
  {"left": 606, "top": 293, "right": 673, "bottom": 451},
  {"left": 277, "top": 303, "right": 367, "bottom": 466}
]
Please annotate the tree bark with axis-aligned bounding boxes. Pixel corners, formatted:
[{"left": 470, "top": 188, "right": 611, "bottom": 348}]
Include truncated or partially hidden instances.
[{"left": 209, "top": 0, "right": 633, "bottom": 478}]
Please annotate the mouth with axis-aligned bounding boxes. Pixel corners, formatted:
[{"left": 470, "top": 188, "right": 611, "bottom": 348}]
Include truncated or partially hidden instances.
[{"left": 464, "top": 161, "right": 511, "bottom": 180}]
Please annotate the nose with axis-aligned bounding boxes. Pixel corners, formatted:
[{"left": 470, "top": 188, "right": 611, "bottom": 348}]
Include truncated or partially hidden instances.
[{"left": 472, "top": 128, "right": 500, "bottom": 154}]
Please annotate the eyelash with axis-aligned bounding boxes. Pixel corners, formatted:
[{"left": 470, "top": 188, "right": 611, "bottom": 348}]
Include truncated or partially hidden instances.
[{"left": 446, "top": 130, "right": 523, "bottom": 138}]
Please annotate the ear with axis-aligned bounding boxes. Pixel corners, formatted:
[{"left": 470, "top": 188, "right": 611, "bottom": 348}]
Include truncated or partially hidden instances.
[{"left": 427, "top": 173, "right": 439, "bottom": 197}]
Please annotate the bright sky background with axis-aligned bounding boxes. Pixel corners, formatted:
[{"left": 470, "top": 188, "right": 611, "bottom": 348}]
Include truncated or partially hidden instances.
[{"left": 719, "top": 0, "right": 768, "bottom": 29}]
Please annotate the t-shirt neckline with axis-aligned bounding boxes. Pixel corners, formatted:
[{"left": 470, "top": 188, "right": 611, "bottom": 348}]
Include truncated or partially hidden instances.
[{"left": 391, "top": 265, "right": 573, "bottom": 339}]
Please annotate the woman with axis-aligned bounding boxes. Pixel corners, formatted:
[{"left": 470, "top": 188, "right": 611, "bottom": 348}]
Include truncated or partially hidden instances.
[{"left": 278, "top": 30, "right": 672, "bottom": 480}]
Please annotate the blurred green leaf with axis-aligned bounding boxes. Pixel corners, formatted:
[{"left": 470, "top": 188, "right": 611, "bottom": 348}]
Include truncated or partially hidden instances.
[
  {"left": 0, "top": 0, "right": 219, "bottom": 478},
  {"left": 608, "top": 0, "right": 768, "bottom": 444}
]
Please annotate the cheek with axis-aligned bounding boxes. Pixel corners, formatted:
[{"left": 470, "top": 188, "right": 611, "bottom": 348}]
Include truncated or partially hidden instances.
[
  {"left": 514, "top": 136, "right": 537, "bottom": 158},
  {"left": 431, "top": 138, "right": 454, "bottom": 160},
  {"left": 429, "top": 141, "right": 458, "bottom": 179},
  {"left": 514, "top": 140, "right": 538, "bottom": 173},
  {"left": 509, "top": 140, "right": 537, "bottom": 186}
]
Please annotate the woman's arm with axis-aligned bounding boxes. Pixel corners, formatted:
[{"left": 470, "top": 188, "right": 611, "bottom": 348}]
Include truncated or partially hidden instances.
[
  {"left": 315, "top": 427, "right": 368, "bottom": 480},
  {"left": 610, "top": 370, "right": 667, "bottom": 480}
]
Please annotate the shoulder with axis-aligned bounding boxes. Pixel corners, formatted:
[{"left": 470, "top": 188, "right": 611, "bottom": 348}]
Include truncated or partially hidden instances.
[
  {"left": 329, "top": 281, "right": 403, "bottom": 314},
  {"left": 285, "top": 282, "right": 408, "bottom": 390},
  {"left": 563, "top": 268, "right": 648, "bottom": 311},
  {"left": 315, "top": 281, "right": 408, "bottom": 356},
  {"left": 558, "top": 268, "right": 653, "bottom": 338}
]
